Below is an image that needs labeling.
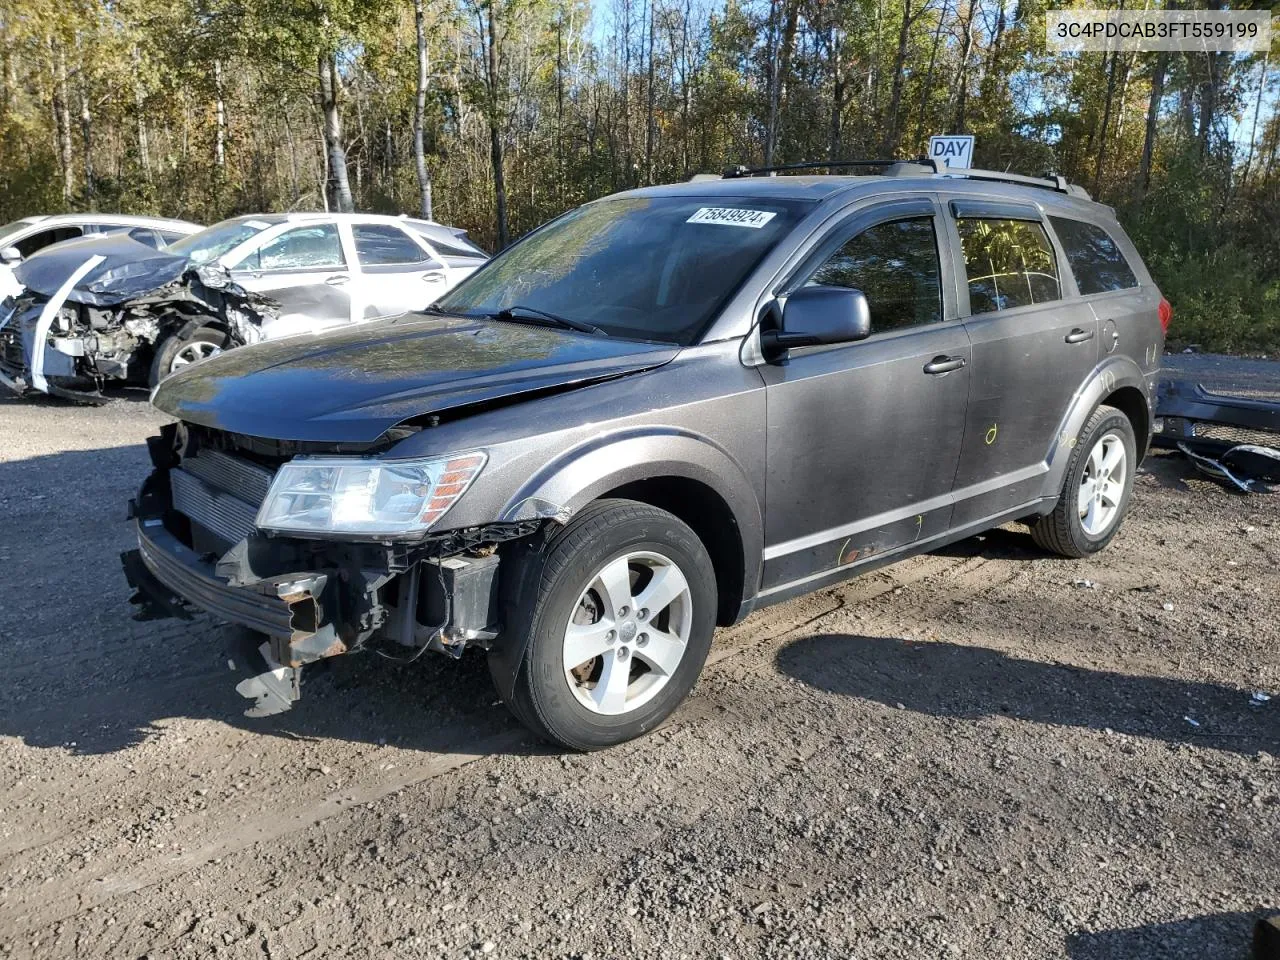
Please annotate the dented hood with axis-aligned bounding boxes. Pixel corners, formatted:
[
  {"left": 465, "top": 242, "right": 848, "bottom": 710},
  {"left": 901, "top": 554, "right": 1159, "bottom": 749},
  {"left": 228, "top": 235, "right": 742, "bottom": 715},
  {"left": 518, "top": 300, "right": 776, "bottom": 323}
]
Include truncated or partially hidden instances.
[
  {"left": 14, "top": 234, "right": 189, "bottom": 306},
  {"left": 152, "top": 313, "right": 679, "bottom": 443}
]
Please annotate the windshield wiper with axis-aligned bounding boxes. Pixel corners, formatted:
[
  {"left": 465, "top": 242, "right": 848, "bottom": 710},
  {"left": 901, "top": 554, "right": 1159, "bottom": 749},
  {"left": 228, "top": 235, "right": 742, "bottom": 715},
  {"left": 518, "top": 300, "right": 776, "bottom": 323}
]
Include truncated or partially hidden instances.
[{"left": 489, "top": 304, "right": 607, "bottom": 337}]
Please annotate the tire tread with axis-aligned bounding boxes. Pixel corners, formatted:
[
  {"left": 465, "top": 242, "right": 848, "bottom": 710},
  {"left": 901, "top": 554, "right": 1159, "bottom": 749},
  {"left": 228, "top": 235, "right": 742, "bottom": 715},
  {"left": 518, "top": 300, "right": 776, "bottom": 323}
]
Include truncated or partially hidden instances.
[
  {"left": 1030, "top": 404, "right": 1129, "bottom": 558},
  {"left": 504, "top": 499, "right": 713, "bottom": 750}
]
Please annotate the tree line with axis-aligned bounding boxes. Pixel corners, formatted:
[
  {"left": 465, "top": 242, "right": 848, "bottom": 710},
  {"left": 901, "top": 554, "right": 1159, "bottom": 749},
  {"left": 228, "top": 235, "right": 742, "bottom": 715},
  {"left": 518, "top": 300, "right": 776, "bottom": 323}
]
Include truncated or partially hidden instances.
[{"left": 1, "top": 0, "right": 1277, "bottom": 352}]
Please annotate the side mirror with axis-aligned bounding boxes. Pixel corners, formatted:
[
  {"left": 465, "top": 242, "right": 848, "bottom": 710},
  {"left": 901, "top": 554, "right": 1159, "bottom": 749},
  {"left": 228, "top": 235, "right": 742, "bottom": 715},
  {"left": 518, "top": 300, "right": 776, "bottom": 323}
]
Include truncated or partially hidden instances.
[
  {"left": 0, "top": 246, "right": 21, "bottom": 265},
  {"left": 761, "top": 285, "right": 872, "bottom": 360}
]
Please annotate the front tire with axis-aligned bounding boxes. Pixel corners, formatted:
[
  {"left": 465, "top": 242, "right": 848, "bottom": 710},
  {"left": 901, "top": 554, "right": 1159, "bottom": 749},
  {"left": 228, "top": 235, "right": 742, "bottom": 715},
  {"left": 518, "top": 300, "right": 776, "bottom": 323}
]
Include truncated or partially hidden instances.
[
  {"left": 495, "top": 499, "right": 717, "bottom": 751},
  {"left": 149, "top": 325, "right": 226, "bottom": 387},
  {"left": 1030, "top": 404, "right": 1136, "bottom": 558}
]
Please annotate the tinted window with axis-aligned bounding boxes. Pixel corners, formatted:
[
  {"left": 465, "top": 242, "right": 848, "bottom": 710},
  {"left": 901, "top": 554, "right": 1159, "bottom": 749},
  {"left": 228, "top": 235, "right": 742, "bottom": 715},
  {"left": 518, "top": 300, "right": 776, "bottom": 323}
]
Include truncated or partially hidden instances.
[
  {"left": 247, "top": 224, "right": 345, "bottom": 271},
  {"left": 437, "top": 197, "right": 810, "bottom": 345},
  {"left": 1049, "top": 216, "right": 1138, "bottom": 294},
  {"left": 805, "top": 217, "right": 941, "bottom": 332},
  {"left": 405, "top": 223, "right": 487, "bottom": 257},
  {"left": 431, "top": 236, "right": 486, "bottom": 258},
  {"left": 957, "top": 218, "right": 1060, "bottom": 314},
  {"left": 128, "top": 227, "right": 163, "bottom": 248},
  {"left": 353, "top": 224, "right": 431, "bottom": 266},
  {"left": 15, "top": 227, "right": 82, "bottom": 257}
]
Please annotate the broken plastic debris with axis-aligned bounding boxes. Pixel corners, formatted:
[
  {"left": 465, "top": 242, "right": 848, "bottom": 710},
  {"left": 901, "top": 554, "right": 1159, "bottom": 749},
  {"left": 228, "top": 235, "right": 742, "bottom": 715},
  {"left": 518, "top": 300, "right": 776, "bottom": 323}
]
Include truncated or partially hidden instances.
[
  {"left": 1162, "top": 602, "right": 1175, "bottom": 611},
  {"left": 1251, "top": 692, "right": 1273, "bottom": 707},
  {"left": 1184, "top": 716, "right": 1201, "bottom": 728},
  {"left": 1072, "top": 578, "right": 1098, "bottom": 589}
]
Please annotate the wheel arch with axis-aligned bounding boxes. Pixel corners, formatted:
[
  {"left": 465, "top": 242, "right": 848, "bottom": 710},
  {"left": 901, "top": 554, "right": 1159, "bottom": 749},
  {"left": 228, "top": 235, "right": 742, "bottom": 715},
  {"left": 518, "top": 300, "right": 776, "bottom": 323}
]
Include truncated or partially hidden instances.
[
  {"left": 600, "top": 476, "right": 746, "bottom": 627},
  {"left": 1045, "top": 357, "right": 1152, "bottom": 496},
  {"left": 498, "top": 427, "right": 763, "bottom": 627},
  {"left": 1100, "top": 384, "right": 1151, "bottom": 461}
]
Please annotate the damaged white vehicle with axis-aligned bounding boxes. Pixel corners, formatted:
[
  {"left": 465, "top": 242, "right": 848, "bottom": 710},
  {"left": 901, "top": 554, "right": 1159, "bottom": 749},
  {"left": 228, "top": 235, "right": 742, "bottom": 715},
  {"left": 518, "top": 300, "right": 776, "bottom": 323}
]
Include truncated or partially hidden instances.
[
  {"left": 0, "top": 232, "right": 274, "bottom": 401},
  {"left": 0, "top": 213, "right": 487, "bottom": 401}
]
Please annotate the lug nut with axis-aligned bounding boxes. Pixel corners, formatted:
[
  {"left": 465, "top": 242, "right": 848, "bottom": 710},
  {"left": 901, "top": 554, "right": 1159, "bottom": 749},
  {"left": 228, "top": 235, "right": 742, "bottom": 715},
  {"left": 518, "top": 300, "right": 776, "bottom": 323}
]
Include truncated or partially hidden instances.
[
  {"left": 638, "top": 608, "right": 649, "bottom": 620},
  {"left": 619, "top": 605, "right": 630, "bottom": 617},
  {"left": 606, "top": 629, "right": 616, "bottom": 643},
  {"left": 617, "top": 646, "right": 629, "bottom": 660},
  {"left": 638, "top": 633, "right": 648, "bottom": 646}
]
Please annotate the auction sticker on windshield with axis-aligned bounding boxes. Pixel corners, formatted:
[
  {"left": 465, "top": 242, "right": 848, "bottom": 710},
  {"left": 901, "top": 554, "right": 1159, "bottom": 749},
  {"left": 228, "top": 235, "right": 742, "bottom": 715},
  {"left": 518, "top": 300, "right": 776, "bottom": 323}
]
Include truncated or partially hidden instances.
[{"left": 687, "top": 207, "right": 778, "bottom": 229}]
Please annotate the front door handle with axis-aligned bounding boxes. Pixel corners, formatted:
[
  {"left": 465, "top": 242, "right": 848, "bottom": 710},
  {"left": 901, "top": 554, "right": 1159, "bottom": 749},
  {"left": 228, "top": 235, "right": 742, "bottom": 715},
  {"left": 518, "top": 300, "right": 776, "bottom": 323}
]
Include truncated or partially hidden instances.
[
  {"left": 422, "top": 271, "right": 446, "bottom": 283},
  {"left": 325, "top": 274, "right": 350, "bottom": 286},
  {"left": 923, "top": 355, "right": 966, "bottom": 375},
  {"left": 1065, "top": 327, "right": 1095, "bottom": 344}
]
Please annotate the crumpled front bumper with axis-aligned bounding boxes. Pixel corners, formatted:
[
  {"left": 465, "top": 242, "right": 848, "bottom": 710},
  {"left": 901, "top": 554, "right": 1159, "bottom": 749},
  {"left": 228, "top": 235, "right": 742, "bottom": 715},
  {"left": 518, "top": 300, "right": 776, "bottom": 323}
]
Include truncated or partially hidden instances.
[{"left": 121, "top": 515, "right": 345, "bottom": 715}]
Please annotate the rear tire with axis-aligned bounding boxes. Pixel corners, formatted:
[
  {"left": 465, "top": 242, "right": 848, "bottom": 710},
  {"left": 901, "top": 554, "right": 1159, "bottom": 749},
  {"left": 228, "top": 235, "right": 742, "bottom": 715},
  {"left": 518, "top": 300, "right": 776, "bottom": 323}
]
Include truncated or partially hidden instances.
[
  {"left": 1030, "top": 404, "right": 1136, "bottom": 558},
  {"left": 149, "top": 325, "right": 226, "bottom": 387},
  {"left": 493, "top": 499, "right": 717, "bottom": 751}
]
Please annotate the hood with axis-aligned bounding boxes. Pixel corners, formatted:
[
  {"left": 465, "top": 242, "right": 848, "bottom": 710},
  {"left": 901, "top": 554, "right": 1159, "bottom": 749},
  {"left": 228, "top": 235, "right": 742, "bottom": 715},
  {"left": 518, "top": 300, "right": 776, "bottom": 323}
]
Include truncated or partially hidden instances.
[
  {"left": 15, "top": 234, "right": 190, "bottom": 306},
  {"left": 152, "top": 313, "right": 679, "bottom": 443}
]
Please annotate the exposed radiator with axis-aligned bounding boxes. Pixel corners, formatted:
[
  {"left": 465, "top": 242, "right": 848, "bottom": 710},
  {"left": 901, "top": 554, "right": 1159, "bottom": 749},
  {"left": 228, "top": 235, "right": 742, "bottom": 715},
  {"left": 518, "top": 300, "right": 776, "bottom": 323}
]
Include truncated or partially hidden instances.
[{"left": 170, "top": 449, "right": 275, "bottom": 545}]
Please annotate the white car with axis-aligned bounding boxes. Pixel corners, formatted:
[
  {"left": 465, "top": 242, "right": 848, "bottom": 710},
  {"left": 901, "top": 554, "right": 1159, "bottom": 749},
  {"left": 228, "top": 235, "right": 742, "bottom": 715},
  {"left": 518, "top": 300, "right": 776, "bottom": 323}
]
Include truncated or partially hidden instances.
[
  {"left": 170, "top": 213, "right": 489, "bottom": 339},
  {"left": 0, "top": 213, "right": 201, "bottom": 299}
]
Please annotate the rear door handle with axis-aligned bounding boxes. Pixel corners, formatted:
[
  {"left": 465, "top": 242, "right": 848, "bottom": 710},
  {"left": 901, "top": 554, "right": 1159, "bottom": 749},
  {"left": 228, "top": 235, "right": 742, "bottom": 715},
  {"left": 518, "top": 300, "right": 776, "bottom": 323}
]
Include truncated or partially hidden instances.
[
  {"left": 1065, "top": 328, "right": 1095, "bottom": 344},
  {"left": 325, "top": 274, "right": 350, "bottom": 286},
  {"left": 923, "top": 355, "right": 966, "bottom": 375}
]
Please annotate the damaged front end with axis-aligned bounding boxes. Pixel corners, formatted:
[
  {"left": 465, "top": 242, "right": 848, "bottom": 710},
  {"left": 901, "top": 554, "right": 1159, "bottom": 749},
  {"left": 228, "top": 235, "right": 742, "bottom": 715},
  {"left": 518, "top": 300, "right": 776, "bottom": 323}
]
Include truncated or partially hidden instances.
[
  {"left": 0, "top": 239, "right": 272, "bottom": 402},
  {"left": 120, "top": 423, "right": 542, "bottom": 716}
]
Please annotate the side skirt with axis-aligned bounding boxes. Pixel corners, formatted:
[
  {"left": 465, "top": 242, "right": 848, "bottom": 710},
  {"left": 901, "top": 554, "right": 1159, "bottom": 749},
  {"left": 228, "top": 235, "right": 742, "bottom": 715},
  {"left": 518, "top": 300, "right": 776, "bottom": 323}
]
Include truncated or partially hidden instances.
[{"left": 742, "top": 497, "right": 1055, "bottom": 616}]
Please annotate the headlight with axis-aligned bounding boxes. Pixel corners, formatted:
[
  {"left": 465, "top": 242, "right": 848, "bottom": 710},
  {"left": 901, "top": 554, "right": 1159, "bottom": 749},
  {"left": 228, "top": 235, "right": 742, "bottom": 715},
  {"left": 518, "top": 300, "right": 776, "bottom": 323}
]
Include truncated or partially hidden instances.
[
  {"left": 196, "top": 264, "right": 230, "bottom": 289},
  {"left": 256, "top": 453, "right": 487, "bottom": 536}
]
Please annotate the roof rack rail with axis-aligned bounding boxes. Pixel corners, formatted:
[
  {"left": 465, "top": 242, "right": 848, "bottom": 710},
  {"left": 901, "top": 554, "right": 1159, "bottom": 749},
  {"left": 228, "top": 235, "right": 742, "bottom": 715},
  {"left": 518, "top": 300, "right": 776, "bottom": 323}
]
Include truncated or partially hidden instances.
[
  {"left": 940, "top": 167, "right": 1091, "bottom": 200},
  {"left": 721, "top": 157, "right": 940, "bottom": 178},
  {"left": 716, "top": 156, "right": 1091, "bottom": 200}
]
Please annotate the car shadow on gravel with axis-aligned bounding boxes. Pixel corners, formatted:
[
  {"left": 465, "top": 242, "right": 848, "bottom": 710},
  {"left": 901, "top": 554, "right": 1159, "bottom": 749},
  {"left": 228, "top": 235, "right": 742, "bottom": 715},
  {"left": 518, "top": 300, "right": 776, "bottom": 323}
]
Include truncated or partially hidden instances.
[
  {"left": 1066, "top": 910, "right": 1264, "bottom": 959},
  {"left": 776, "top": 634, "right": 1279, "bottom": 757},
  {"left": 0, "top": 620, "right": 536, "bottom": 757}
]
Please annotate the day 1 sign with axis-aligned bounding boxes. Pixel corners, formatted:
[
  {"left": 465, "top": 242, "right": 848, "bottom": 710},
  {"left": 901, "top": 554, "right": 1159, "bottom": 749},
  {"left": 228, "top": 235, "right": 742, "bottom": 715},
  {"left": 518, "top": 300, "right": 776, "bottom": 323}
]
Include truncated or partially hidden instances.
[{"left": 928, "top": 135, "right": 974, "bottom": 169}]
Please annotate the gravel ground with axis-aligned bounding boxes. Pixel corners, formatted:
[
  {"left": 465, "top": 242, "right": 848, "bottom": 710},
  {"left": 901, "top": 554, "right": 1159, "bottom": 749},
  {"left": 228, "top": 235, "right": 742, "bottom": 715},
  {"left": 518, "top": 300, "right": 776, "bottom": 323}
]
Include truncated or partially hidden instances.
[{"left": 0, "top": 359, "right": 1277, "bottom": 960}]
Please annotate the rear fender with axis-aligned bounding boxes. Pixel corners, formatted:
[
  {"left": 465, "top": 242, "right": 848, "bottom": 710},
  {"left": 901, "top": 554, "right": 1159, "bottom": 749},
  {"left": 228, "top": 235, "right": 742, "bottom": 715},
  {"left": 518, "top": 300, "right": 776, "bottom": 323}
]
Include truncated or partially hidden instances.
[{"left": 1042, "top": 355, "right": 1151, "bottom": 499}]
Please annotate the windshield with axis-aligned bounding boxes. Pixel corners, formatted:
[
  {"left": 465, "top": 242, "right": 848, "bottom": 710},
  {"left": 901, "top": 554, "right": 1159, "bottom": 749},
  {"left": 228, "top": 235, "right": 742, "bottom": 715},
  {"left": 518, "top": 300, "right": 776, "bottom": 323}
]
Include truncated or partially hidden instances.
[
  {"left": 436, "top": 196, "right": 811, "bottom": 344},
  {"left": 167, "top": 218, "right": 272, "bottom": 264},
  {"left": 0, "top": 219, "right": 39, "bottom": 247}
]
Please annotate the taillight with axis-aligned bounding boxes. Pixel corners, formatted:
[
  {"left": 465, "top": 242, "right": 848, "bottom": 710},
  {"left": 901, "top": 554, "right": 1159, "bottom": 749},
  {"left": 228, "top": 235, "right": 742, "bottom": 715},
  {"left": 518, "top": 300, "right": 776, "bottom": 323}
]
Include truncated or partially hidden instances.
[{"left": 1157, "top": 297, "right": 1172, "bottom": 335}]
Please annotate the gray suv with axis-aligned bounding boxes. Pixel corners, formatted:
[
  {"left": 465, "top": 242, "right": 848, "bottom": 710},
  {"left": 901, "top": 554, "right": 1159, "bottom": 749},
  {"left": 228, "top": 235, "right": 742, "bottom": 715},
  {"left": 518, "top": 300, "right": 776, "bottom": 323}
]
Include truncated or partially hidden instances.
[{"left": 122, "top": 161, "right": 1169, "bottom": 750}]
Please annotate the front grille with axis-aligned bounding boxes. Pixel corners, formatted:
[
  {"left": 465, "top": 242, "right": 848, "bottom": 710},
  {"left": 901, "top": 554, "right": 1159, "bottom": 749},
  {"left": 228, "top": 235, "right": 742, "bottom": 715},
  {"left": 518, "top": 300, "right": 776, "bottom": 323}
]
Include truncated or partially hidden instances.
[
  {"left": 171, "top": 448, "right": 275, "bottom": 545},
  {"left": 1192, "top": 422, "right": 1280, "bottom": 447}
]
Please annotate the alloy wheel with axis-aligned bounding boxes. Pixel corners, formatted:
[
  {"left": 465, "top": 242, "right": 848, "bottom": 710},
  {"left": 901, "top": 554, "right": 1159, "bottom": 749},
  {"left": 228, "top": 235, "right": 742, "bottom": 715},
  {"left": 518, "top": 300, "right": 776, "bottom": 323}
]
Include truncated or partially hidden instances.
[
  {"left": 562, "top": 550, "right": 693, "bottom": 716},
  {"left": 170, "top": 341, "right": 221, "bottom": 372},
  {"left": 1078, "top": 431, "right": 1127, "bottom": 536}
]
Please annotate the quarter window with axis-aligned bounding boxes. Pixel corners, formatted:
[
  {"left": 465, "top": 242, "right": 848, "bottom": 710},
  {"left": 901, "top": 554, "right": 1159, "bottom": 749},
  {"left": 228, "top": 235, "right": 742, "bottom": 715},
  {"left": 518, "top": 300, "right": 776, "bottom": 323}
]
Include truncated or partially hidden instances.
[
  {"left": 353, "top": 224, "right": 432, "bottom": 266},
  {"left": 805, "top": 217, "right": 942, "bottom": 332},
  {"left": 1049, "top": 216, "right": 1138, "bottom": 294},
  {"left": 956, "top": 217, "right": 1060, "bottom": 314},
  {"left": 245, "top": 224, "right": 345, "bottom": 271}
]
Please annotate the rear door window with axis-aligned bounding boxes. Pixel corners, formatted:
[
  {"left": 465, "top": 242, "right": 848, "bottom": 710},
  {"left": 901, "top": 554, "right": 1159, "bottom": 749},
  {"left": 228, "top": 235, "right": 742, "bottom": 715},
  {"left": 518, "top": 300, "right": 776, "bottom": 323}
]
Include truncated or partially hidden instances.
[
  {"left": 804, "top": 217, "right": 942, "bottom": 332},
  {"left": 353, "top": 224, "right": 433, "bottom": 267},
  {"left": 1048, "top": 216, "right": 1138, "bottom": 294},
  {"left": 245, "top": 224, "right": 345, "bottom": 271},
  {"left": 956, "top": 218, "right": 1060, "bottom": 314}
]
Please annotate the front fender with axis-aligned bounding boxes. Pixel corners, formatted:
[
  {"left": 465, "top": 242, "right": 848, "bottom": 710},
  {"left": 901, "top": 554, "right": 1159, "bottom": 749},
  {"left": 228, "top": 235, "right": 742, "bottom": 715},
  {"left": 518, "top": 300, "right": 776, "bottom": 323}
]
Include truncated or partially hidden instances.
[
  {"left": 499, "top": 425, "right": 763, "bottom": 600},
  {"left": 1044, "top": 355, "right": 1152, "bottom": 495}
]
